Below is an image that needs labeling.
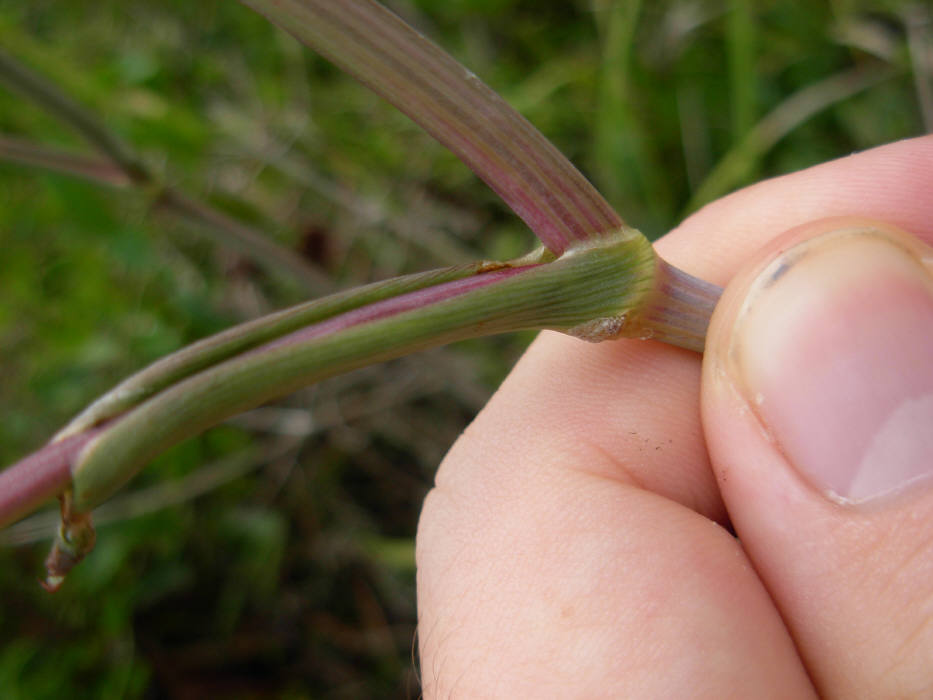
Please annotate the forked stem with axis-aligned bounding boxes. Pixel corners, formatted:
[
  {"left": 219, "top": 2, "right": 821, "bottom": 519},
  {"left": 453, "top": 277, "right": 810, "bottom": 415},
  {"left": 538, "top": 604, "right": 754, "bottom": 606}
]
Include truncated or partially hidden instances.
[
  {"left": 0, "top": 229, "right": 721, "bottom": 534},
  {"left": 0, "top": 2, "right": 726, "bottom": 592}
]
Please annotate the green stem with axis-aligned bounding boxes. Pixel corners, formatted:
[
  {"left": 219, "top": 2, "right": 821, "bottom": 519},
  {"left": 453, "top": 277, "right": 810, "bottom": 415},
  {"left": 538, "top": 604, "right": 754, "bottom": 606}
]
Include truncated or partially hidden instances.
[
  {"left": 70, "top": 229, "right": 659, "bottom": 510},
  {"left": 0, "top": 229, "right": 721, "bottom": 528},
  {"left": 55, "top": 258, "right": 528, "bottom": 441}
]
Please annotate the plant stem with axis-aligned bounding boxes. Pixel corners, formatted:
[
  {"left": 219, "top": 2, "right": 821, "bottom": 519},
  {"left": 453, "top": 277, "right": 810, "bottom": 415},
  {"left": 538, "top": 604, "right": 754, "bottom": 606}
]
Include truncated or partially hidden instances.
[
  {"left": 0, "top": 430, "right": 102, "bottom": 531},
  {"left": 55, "top": 259, "right": 525, "bottom": 441},
  {"left": 241, "top": 0, "right": 623, "bottom": 254},
  {"left": 624, "top": 259, "right": 721, "bottom": 350},
  {"left": 0, "top": 227, "right": 717, "bottom": 527},
  {"left": 67, "top": 229, "right": 657, "bottom": 512},
  {"left": 0, "top": 4, "right": 726, "bottom": 580}
]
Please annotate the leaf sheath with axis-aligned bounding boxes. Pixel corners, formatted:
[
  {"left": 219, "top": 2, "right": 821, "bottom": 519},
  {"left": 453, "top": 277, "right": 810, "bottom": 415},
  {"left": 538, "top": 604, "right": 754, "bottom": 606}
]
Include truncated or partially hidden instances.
[{"left": 70, "top": 230, "right": 656, "bottom": 511}]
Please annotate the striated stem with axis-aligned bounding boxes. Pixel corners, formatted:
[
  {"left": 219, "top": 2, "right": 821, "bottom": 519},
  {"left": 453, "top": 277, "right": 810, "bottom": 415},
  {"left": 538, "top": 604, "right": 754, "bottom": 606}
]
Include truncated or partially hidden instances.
[
  {"left": 0, "top": 229, "right": 667, "bottom": 527},
  {"left": 0, "top": 233, "right": 722, "bottom": 529},
  {"left": 68, "top": 230, "right": 657, "bottom": 512},
  {"left": 53, "top": 260, "right": 517, "bottom": 441},
  {"left": 628, "top": 259, "right": 722, "bottom": 352},
  {"left": 0, "top": 4, "right": 727, "bottom": 593},
  {"left": 241, "top": 0, "right": 622, "bottom": 254}
]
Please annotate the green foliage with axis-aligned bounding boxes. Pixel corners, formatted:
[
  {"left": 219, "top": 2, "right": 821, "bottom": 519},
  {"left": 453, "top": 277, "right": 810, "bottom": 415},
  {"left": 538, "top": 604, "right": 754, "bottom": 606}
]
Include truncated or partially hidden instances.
[{"left": 0, "top": 0, "right": 926, "bottom": 696}]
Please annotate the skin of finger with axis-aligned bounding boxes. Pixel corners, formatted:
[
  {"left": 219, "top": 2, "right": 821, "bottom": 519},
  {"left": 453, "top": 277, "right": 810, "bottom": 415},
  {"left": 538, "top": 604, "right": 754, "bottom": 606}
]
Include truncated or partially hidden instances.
[
  {"left": 417, "top": 441, "right": 813, "bottom": 697},
  {"left": 417, "top": 135, "right": 933, "bottom": 695},
  {"left": 657, "top": 135, "right": 933, "bottom": 286},
  {"left": 702, "top": 219, "right": 933, "bottom": 697}
]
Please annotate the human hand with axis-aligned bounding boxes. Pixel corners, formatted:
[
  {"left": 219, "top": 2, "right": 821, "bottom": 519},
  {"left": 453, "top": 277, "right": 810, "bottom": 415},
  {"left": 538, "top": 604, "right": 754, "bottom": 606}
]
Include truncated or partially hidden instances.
[{"left": 416, "top": 136, "right": 933, "bottom": 698}]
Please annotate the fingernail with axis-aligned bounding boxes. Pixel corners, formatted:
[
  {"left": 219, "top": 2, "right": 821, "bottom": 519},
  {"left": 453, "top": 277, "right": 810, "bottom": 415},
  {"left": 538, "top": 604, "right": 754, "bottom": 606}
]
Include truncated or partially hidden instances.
[{"left": 731, "top": 227, "right": 933, "bottom": 504}]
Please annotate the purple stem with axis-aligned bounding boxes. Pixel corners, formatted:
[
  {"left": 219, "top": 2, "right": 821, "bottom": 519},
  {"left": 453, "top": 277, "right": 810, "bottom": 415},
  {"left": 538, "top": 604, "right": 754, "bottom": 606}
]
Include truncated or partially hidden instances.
[
  {"left": 242, "top": 0, "right": 623, "bottom": 254},
  {"left": 0, "top": 429, "right": 103, "bottom": 527}
]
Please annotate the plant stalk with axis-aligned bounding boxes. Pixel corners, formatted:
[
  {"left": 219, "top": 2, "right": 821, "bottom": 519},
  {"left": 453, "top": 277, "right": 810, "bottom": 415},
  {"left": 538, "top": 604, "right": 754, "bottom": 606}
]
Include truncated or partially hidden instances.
[
  {"left": 0, "top": 228, "right": 723, "bottom": 529},
  {"left": 241, "top": 0, "right": 622, "bottom": 254}
]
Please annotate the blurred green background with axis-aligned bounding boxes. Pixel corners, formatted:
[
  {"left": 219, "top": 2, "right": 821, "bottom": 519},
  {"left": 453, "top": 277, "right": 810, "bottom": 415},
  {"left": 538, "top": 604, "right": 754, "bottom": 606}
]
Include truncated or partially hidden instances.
[{"left": 0, "top": 0, "right": 927, "bottom": 697}]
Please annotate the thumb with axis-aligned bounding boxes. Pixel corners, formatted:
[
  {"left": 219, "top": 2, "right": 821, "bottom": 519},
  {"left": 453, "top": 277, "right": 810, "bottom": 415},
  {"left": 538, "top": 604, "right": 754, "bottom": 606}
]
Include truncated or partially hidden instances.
[{"left": 701, "top": 218, "right": 933, "bottom": 698}]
